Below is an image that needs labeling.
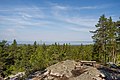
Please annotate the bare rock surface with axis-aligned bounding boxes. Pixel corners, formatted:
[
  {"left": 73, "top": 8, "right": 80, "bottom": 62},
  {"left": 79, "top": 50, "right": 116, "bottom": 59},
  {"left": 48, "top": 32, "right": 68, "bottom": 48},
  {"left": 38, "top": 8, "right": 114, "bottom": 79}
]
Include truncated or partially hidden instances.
[
  {"left": 46, "top": 60, "right": 78, "bottom": 78},
  {"left": 29, "top": 60, "right": 106, "bottom": 80},
  {"left": 69, "top": 67, "right": 105, "bottom": 80}
]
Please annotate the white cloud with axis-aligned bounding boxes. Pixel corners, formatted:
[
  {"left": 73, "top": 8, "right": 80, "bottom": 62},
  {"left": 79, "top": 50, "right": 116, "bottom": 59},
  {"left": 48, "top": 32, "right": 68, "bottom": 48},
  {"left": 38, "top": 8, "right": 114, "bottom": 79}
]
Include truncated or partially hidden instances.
[
  {"left": 0, "top": 5, "right": 97, "bottom": 41},
  {"left": 64, "top": 17, "right": 97, "bottom": 27},
  {"left": 0, "top": 6, "right": 50, "bottom": 29},
  {"left": 79, "top": 6, "right": 97, "bottom": 9},
  {"left": 51, "top": 11, "right": 97, "bottom": 28},
  {"left": 53, "top": 5, "right": 68, "bottom": 10},
  {"left": 50, "top": 3, "right": 104, "bottom": 11},
  {"left": 68, "top": 26, "right": 94, "bottom": 32},
  {"left": 49, "top": 4, "right": 98, "bottom": 28}
]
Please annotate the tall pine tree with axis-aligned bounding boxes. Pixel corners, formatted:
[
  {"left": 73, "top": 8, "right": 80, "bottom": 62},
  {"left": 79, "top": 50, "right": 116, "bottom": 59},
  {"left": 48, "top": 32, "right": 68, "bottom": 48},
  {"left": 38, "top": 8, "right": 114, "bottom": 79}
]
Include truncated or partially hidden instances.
[
  {"left": 91, "top": 15, "right": 117, "bottom": 64},
  {"left": 91, "top": 15, "right": 108, "bottom": 63}
]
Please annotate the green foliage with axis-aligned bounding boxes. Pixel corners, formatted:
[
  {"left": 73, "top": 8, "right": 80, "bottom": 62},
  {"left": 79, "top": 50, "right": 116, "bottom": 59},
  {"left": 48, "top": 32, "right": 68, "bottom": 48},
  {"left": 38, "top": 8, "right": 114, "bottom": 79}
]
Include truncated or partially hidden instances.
[
  {"left": 0, "top": 40, "right": 93, "bottom": 77},
  {"left": 91, "top": 15, "right": 120, "bottom": 64}
]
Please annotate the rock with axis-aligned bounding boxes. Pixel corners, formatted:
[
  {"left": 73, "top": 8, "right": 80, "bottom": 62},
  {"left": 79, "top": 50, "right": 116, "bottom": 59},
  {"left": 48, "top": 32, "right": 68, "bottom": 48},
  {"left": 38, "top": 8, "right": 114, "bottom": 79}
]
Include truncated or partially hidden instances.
[
  {"left": 47, "top": 60, "right": 78, "bottom": 78},
  {"left": 32, "top": 76, "right": 41, "bottom": 80},
  {"left": 69, "top": 67, "right": 104, "bottom": 80},
  {"left": 0, "top": 76, "right": 4, "bottom": 80},
  {"left": 50, "top": 71, "right": 62, "bottom": 77},
  {"left": 28, "top": 60, "right": 117, "bottom": 80},
  {"left": 99, "top": 73, "right": 105, "bottom": 78},
  {"left": 92, "top": 77, "right": 103, "bottom": 80},
  {"left": 4, "top": 72, "right": 25, "bottom": 80},
  {"left": 43, "top": 70, "right": 50, "bottom": 76},
  {"left": 47, "top": 76, "right": 54, "bottom": 80}
]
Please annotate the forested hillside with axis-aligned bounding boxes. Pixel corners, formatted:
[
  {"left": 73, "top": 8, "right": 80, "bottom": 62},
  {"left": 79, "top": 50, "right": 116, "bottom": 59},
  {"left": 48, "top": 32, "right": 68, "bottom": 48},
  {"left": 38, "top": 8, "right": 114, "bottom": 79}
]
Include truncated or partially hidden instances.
[{"left": 0, "top": 40, "right": 93, "bottom": 77}]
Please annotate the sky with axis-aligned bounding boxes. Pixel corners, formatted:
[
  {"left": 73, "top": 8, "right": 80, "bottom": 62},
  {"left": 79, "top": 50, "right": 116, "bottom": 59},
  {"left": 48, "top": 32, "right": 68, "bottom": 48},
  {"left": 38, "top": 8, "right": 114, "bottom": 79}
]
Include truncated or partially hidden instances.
[{"left": 0, "top": 0, "right": 120, "bottom": 41}]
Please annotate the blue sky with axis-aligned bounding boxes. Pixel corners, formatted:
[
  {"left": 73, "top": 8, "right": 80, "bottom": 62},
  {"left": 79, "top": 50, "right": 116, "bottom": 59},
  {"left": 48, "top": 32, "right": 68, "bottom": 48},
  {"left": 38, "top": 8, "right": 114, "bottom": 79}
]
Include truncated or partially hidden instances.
[{"left": 0, "top": 0, "right": 120, "bottom": 41}]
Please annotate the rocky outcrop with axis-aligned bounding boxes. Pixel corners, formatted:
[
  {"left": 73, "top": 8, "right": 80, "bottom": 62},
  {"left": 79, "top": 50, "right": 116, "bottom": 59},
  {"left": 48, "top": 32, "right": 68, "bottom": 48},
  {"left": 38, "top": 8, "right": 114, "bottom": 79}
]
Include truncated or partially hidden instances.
[
  {"left": 4, "top": 72, "right": 25, "bottom": 80},
  {"left": 69, "top": 67, "right": 105, "bottom": 80},
  {"left": 28, "top": 60, "right": 107, "bottom": 80},
  {"left": 3, "top": 60, "right": 120, "bottom": 80}
]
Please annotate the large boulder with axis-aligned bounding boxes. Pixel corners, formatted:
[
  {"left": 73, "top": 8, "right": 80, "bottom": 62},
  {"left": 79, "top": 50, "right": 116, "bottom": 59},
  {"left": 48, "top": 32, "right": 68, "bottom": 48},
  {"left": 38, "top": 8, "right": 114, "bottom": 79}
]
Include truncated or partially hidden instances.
[{"left": 47, "top": 60, "right": 78, "bottom": 78}]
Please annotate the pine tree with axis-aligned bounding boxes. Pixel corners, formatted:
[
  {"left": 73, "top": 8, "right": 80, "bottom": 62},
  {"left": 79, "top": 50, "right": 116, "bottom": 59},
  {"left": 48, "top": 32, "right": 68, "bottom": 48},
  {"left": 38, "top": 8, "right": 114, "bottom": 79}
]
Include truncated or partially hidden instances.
[
  {"left": 116, "top": 20, "right": 120, "bottom": 62},
  {"left": 91, "top": 15, "right": 118, "bottom": 64},
  {"left": 90, "top": 15, "right": 108, "bottom": 63},
  {"left": 106, "top": 17, "right": 117, "bottom": 63}
]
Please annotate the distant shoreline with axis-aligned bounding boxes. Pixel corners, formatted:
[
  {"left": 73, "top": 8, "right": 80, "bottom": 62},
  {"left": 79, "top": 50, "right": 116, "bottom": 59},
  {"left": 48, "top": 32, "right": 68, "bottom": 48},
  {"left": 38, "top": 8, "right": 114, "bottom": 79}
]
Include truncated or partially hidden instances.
[{"left": 6, "top": 41, "right": 93, "bottom": 45}]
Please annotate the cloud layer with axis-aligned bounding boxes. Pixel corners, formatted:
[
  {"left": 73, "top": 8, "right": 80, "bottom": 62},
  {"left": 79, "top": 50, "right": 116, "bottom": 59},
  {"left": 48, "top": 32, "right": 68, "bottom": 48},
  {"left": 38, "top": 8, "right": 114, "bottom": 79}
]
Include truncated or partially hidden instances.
[{"left": 0, "top": 1, "right": 119, "bottom": 41}]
